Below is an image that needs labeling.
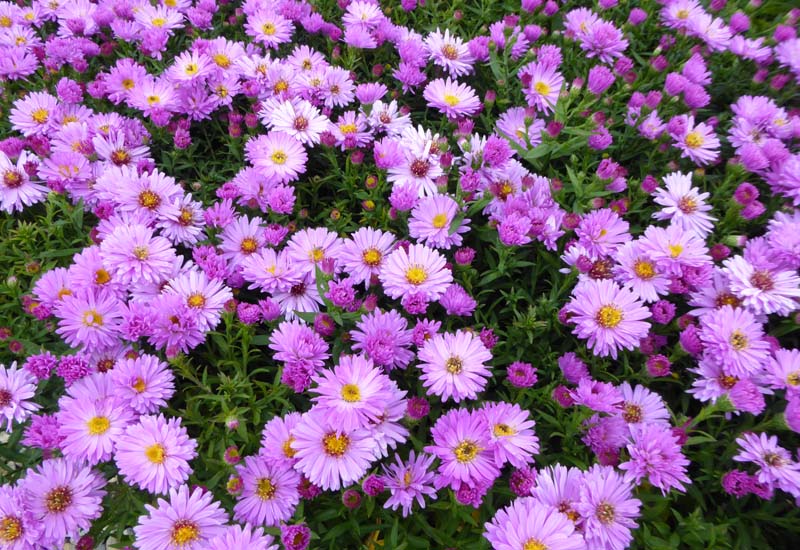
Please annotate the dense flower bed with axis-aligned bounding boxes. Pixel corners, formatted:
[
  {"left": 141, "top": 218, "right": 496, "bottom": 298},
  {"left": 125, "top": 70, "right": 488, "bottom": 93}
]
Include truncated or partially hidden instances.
[{"left": 0, "top": 0, "right": 799, "bottom": 548}]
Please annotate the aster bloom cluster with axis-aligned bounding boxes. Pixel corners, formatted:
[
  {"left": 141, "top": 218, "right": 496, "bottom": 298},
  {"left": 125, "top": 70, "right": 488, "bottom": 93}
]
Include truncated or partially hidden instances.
[{"left": 1, "top": 0, "right": 800, "bottom": 548}]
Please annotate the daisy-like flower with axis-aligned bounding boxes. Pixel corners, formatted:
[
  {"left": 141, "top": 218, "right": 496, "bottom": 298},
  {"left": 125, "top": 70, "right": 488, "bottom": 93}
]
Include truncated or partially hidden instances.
[
  {"left": 671, "top": 116, "right": 720, "bottom": 166},
  {"left": 620, "top": 423, "right": 691, "bottom": 495},
  {"left": 387, "top": 127, "right": 444, "bottom": 197},
  {"left": 290, "top": 410, "right": 376, "bottom": 491},
  {"left": 566, "top": 279, "right": 652, "bottom": 359},
  {"left": 340, "top": 227, "right": 396, "bottom": 287},
  {"left": 241, "top": 248, "right": 302, "bottom": 294},
  {"left": 163, "top": 269, "right": 233, "bottom": 332},
  {"left": 57, "top": 394, "right": 134, "bottom": 465},
  {"left": 233, "top": 455, "right": 300, "bottom": 527},
  {"left": 311, "top": 354, "right": 393, "bottom": 431},
  {"left": 129, "top": 76, "right": 178, "bottom": 116},
  {"left": 380, "top": 243, "right": 453, "bottom": 302},
  {"left": 0, "top": 362, "right": 39, "bottom": 431},
  {"left": 418, "top": 330, "right": 492, "bottom": 403},
  {"left": 21, "top": 459, "right": 106, "bottom": 547},
  {"left": 637, "top": 224, "right": 711, "bottom": 276},
  {"left": 424, "top": 408, "right": 500, "bottom": 491},
  {"left": 269, "top": 319, "right": 330, "bottom": 372},
  {"left": 734, "top": 432, "right": 800, "bottom": 498},
  {"left": 108, "top": 354, "right": 175, "bottom": 414},
  {"left": 613, "top": 241, "right": 671, "bottom": 303},
  {"left": 133, "top": 4, "right": 184, "bottom": 31},
  {"left": 484, "top": 497, "right": 585, "bottom": 550},
  {"left": 699, "top": 305, "right": 770, "bottom": 378},
  {"left": 158, "top": 195, "right": 205, "bottom": 246},
  {"left": 767, "top": 349, "right": 800, "bottom": 394},
  {"left": 9, "top": 91, "right": 58, "bottom": 136},
  {"left": 409, "top": 194, "right": 470, "bottom": 249},
  {"left": 115, "top": 414, "right": 197, "bottom": 495},
  {"left": 423, "top": 78, "right": 481, "bottom": 119},
  {"left": 724, "top": 255, "right": 800, "bottom": 316},
  {"left": 496, "top": 107, "right": 546, "bottom": 148},
  {"left": 350, "top": 309, "right": 415, "bottom": 370},
  {"left": 264, "top": 99, "right": 328, "bottom": 146},
  {"left": 260, "top": 412, "right": 302, "bottom": 468},
  {"left": 0, "top": 485, "right": 42, "bottom": 549},
  {"left": 208, "top": 524, "right": 279, "bottom": 550},
  {"left": 617, "top": 382, "right": 670, "bottom": 427},
  {"left": 168, "top": 50, "right": 213, "bottom": 82},
  {"left": 532, "top": 464, "right": 584, "bottom": 522},
  {"left": 687, "top": 268, "right": 742, "bottom": 318},
  {"left": 100, "top": 223, "right": 177, "bottom": 285},
  {"left": 219, "top": 214, "right": 265, "bottom": 268},
  {"left": 520, "top": 61, "right": 564, "bottom": 114},
  {"left": 55, "top": 292, "right": 123, "bottom": 351},
  {"left": 481, "top": 402, "right": 539, "bottom": 468},
  {"left": 0, "top": 150, "right": 48, "bottom": 214},
  {"left": 652, "top": 171, "right": 716, "bottom": 237},
  {"left": 367, "top": 99, "right": 411, "bottom": 136},
  {"left": 285, "top": 227, "right": 343, "bottom": 276},
  {"left": 133, "top": 485, "right": 228, "bottom": 550},
  {"left": 246, "top": 131, "right": 308, "bottom": 184},
  {"left": 576, "top": 465, "right": 641, "bottom": 550},
  {"left": 245, "top": 10, "right": 293, "bottom": 49},
  {"left": 367, "top": 380, "right": 409, "bottom": 459},
  {"left": 382, "top": 450, "right": 438, "bottom": 518},
  {"left": 576, "top": 208, "right": 631, "bottom": 258},
  {"left": 425, "top": 28, "right": 475, "bottom": 77}
]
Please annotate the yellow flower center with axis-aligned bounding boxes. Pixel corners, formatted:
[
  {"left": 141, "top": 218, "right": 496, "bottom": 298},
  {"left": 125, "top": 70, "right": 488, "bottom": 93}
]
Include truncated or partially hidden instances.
[
  {"left": 729, "top": 330, "right": 748, "bottom": 351},
  {"left": 445, "top": 356, "right": 463, "bottom": 374},
  {"left": 454, "top": 440, "right": 480, "bottom": 463},
  {"left": 309, "top": 247, "right": 325, "bottom": 263},
  {"left": 787, "top": 372, "right": 800, "bottom": 386},
  {"left": 339, "top": 123, "right": 357, "bottom": 134},
  {"left": 595, "top": 305, "right": 623, "bottom": 328},
  {"left": 82, "top": 310, "right": 103, "bottom": 327},
  {"left": 596, "top": 502, "right": 616, "bottom": 525},
  {"left": 283, "top": 436, "right": 297, "bottom": 458},
  {"left": 240, "top": 237, "right": 258, "bottom": 254},
  {"left": 0, "top": 16, "right": 12, "bottom": 27},
  {"left": 668, "top": 244, "right": 683, "bottom": 258},
  {"left": 0, "top": 516, "right": 22, "bottom": 542},
  {"left": 676, "top": 9, "right": 689, "bottom": 19},
  {"left": 122, "top": 78, "right": 135, "bottom": 89},
  {"left": 405, "top": 266, "right": 428, "bottom": 285},
  {"left": 187, "top": 293, "right": 206, "bottom": 308},
  {"left": 256, "top": 477, "right": 277, "bottom": 500},
  {"left": 151, "top": 17, "right": 166, "bottom": 27},
  {"left": 146, "top": 95, "right": 161, "bottom": 106},
  {"left": 133, "top": 246, "right": 149, "bottom": 260},
  {"left": 145, "top": 443, "right": 166, "bottom": 464},
  {"left": 31, "top": 108, "right": 49, "bottom": 124},
  {"left": 685, "top": 131, "right": 704, "bottom": 148},
  {"left": 271, "top": 150, "right": 287, "bottom": 165},
  {"left": 443, "top": 94, "right": 460, "bottom": 107},
  {"left": 86, "top": 416, "right": 110, "bottom": 435},
  {"left": 170, "top": 520, "right": 200, "bottom": 545},
  {"left": 534, "top": 81, "right": 550, "bottom": 95},
  {"left": 322, "top": 432, "right": 350, "bottom": 457},
  {"left": 678, "top": 196, "right": 697, "bottom": 214},
  {"left": 57, "top": 287, "right": 72, "bottom": 300},
  {"left": 523, "top": 539, "right": 547, "bottom": 550},
  {"left": 441, "top": 44, "right": 458, "bottom": 60},
  {"left": 633, "top": 260, "right": 655, "bottom": 280},
  {"left": 341, "top": 383, "right": 361, "bottom": 402},
  {"left": 403, "top": 470, "right": 413, "bottom": 486},
  {"left": 362, "top": 248, "right": 382, "bottom": 267},
  {"left": 213, "top": 53, "right": 230, "bottom": 68},
  {"left": 132, "top": 377, "right": 147, "bottom": 393},
  {"left": 262, "top": 22, "right": 276, "bottom": 35},
  {"left": 184, "top": 63, "right": 198, "bottom": 76},
  {"left": 139, "top": 190, "right": 161, "bottom": 209},
  {"left": 493, "top": 423, "right": 515, "bottom": 437},
  {"left": 432, "top": 213, "right": 448, "bottom": 229},
  {"left": 622, "top": 403, "right": 643, "bottom": 423}
]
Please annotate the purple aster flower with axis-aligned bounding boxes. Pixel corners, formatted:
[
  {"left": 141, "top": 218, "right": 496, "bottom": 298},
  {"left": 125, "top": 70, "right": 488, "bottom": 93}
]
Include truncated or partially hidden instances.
[
  {"left": 363, "top": 474, "right": 385, "bottom": 497},
  {"left": 699, "top": 305, "right": 770, "bottom": 378},
  {"left": 424, "top": 408, "right": 500, "bottom": 491},
  {"left": 577, "top": 465, "right": 641, "bottom": 550},
  {"left": 670, "top": 115, "right": 720, "bottom": 166},
  {"left": 734, "top": 432, "right": 800, "bottom": 498},
  {"left": 57, "top": 392, "right": 134, "bottom": 465},
  {"left": 280, "top": 523, "right": 311, "bottom": 550},
  {"left": 566, "top": 279, "right": 652, "bottom": 359},
  {"left": 724, "top": 254, "right": 800, "bottom": 316},
  {"left": 109, "top": 354, "right": 174, "bottom": 414},
  {"left": 208, "top": 524, "right": 278, "bottom": 550},
  {"left": 350, "top": 309, "right": 414, "bottom": 370},
  {"left": 651, "top": 300, "right": 676, "bottom": 324},
  {"left": 419, "top": 330, "right": 492, "bottom": 403},
  {"left": 21, "top": 458, "right": 106, "bottom": 548},
  {"left": 234, "top": 454, "right": 300, "bottom": 527},
  {"left": 481, "top": 402, "right": 539, "bottom": 468},
  {"left": 618, "top": 382, "right": 670, "bottom": 426},
  {"left": 558, "top": 353, "right": 589, "bottom": 384},
  {"left": 21, "top": 413, "right": 64, "bottom": 455},
  {"left": 637, "top": 224, "right": 711, "bottom": 276},
  {"left": 260, "top": 412, "right": 302, "bottom": 468},
  {"left": 620, "top": 423, "right": 691, "bottom": 494},
  {"left": 408, "top": 194, "right": 470, "bottom": 249},
  {"left": 269, "top": 320, "right": 330, "bottom": 373},
  {"left": 576, "top": 208, "right": 631, "bottom": 258},
  {"left": 652, "top": 171, "right": 716, "bottom": 238},
  {"left": 484, "top": 497, "right": 585, "bottom": 550},
  {"left": 0, "top": 361, "right": 40, "bottom": 431},
  {"left": 509, "top": 466, "right": 537, "bottom": 497},
  {"left": 380, "top": 243, "right": 453, "bottom": 302},
  {"left": 339, "top": 227, "right": 396, "bottom": 287},
  {"left": 382, "top": 450, "right": 437, "bottom": 517},
  {"left": 133, "top": 485, "right": 228, "bottom": 550},
  {"left": 55, "top": 291, "right": 124, "bottom": 351},
  {"left": 507, "top": 361, "right": 538, "bottom": 388},
  {"left": 423, "top": 78, "right": 481, "bottom": 119},
  {"left": 0, "top": 484, "right": 42, "bottom": 549},
  {"left": 406, "top": 396, "right": 430, "bottom": 420},
  {"left": 583, "top": 414, "right": 629, "bottom": 457},
  {"left": 519, "top": 61, "right": 563, "bottom": 114},
  {"left": 569, "top": 378, "right": 623, "bottom": 414},
  {"left": 532, "top": 464, "right": 583, "bottom": 522},
  {"left": 439, "top": 284, "right": 477, "bottom": 316},
  {"left": 729, "top": 378, "right": 766, "bottom": 415}
]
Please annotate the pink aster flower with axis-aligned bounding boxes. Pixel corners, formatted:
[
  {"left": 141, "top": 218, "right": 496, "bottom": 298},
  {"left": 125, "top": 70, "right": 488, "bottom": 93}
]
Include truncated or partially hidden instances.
[
  {"left": 424, "top": 408, "right": 500, "bottom": 491},
  {"left": 219, "top": 214, "right": 265, "bottom": 268},
  {"left": 408, "top": 194, "right": 470, "bottom": 249},
  {"left": 520, "top": 61, "right": 563, "bottom": 114},
  {"left": 382, "top": 450, "right": 438, "bottom": 517},
  {"left": 532, "top": 464, "right": 583, "bottom": 521},
  {"left": 724, "top": 255, "right": 800, "bottom": 316},
  {"left": 423, "top": 78, "right": 481, "bottom": 119},
  {"left": 0, "top": 485, "right": 42, "bottom": 549},
  {"left": 290, "top": 410, "right": 376, "bottom": 491},
  {"left": 311, "top": 354, "right": 393, "bottom": 431},
  {"left": 163, "top": 269, "right": 233, "bottom": 332},
  {"left": 0, "top": 150, "right": 48, "bottom": 214},
  {"left": 671, "top": 115, "right": 720, "bottom": 166},
  {"left": 241, "top": 248, "right": 302, "bottom": 294},
  {"left": 380, "top": 243, "right": 453, "bottom": 302},
  {"left": 208, "top": 524, "right": 279, "bottom": 550},
  {"left": 115, "top": 414, "right": 197, "bottom": 495},
  {"left": 269, "top": 319, "right": 330, "bottom": 372},
  {"left": 577, "top": 465, "right": 641, "bottom": 550},
  {"left": 340, "top": 227, "right": 396, "bottom": 287},
  {"left": 618, "top": 382, "right": 670, "bottom": 427},
  {"left": 425, "top": 28, "right": 475, "bottom": 78},
  {"left": 9, "top": 91, "right": 58, "bottom": 136},
  {"left": 246, "top": 131, "right": 308, "bottom": 184},
  {"left": 699, "top": 305, "right": 770, "bottom": 378},
  {"left": 57, "top": 394, "right": 134, "bottom": 465},
  {"left": 100, "top": 223, "right": 177, "bottom": 285},
  {"left": 620, "top": 423, "right": 691, "bottom": 494},
  {"left": 613, "top": 241, "right": 670, "bottom": 303},
  {"left": 652, "top": 171, "right": 716, "bottom": 238},
  {"left": 55, "top": 291, "right": 124, "bottom": 351},
  {"left": 0, "top": 361, "right": 40, "bottom": 431},
  {"left": 21, "top": 458, "right": 106, "bottom": 548},
  {"left": 264, "top": 99, "right": 328, "bottom": 146},
  {"left": 496, "top": 107, "right": 545, "bottom": 148},
  {"left": 260, "top": 412, "right": 302, "bottom": 468},
  {"left": 418, "top": 330, "right": 492, "bottom": 403},
  {"left": 133, "top": 485, "right": 228, "bottom": 550},
  {"left": 109, "top": 354, "right": 175, "bottom": 414},
  {"left": 234, "top": 454, "right": 300, "bottom": 527},
  {"left": 637, "top": 224, "right": 711, "bottom": 276},
  {"left": 285, "top": 227, "right": 343, "bottom": 276},
  {"left": 767, "top": 348, "right": 800, "bottom": 394},
  {"left": 566, "top": 279, "right": 652, "bottom": 359},
  {"left": 734, "top": 432, "right": 800, "bottom": 498},
  {"left": 481, "top": 402, "right": 539, "bottom": 468},
  {"left": 484, "top": 497, "right": 585, "bottom": 550},
  {"left": 245, "top": 10, "right": 293, "bottom": 49},
  {"left": 576, "top": 208, "right": 631, "bottom": 258},
  {"left": 350, "top": 309, "right": 415, "bottom": 370}
]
